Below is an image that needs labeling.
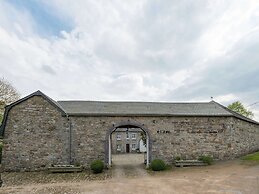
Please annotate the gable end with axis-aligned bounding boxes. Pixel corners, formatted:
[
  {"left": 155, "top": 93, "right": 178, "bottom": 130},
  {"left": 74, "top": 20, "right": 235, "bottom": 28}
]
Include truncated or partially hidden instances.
[{"left": 0, "top": 90, "right": 66, "bottom": 137}]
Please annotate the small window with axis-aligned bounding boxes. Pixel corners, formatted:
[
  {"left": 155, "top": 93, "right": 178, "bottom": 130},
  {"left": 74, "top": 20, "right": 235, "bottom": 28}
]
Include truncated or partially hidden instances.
[
  {"left": 132, "top": 143, "right": 136, "bottom": 150},
  {"left": 131, "top": 133, "right": 136, "bottom": 139},
  {"left": 117, "top": 144, "right": 121, "bottom": 151},
  {"left": 126, "top": 132, "right": 129, "bottom": 139},
  {"left": 117, "top": 134, "right": 121, "bottom": 140}
]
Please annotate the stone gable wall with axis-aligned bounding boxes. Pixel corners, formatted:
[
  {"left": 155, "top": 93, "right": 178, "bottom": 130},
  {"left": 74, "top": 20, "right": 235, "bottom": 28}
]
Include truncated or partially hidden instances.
[{"left": 2, "top": 96, "right": 69, "bottom": 171}]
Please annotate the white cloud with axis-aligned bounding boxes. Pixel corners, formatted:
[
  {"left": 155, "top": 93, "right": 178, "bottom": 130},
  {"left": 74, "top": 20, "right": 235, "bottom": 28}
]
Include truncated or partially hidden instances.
[
  {"left": 1, "top": 0, "right": 259, "bottom": 120},
  {"left": 250, "top": 107, "right": 259, "bottom": 121},
  {"left": 197, "top": 1, "right": 259, "bottom": 58},
  {"left": 214, "top": 94, "right": 238, "bottom": 104}
]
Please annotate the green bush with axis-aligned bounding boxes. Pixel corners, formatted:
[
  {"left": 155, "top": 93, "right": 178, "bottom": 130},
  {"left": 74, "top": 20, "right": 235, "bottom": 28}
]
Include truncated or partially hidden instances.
[
  {"left": 0, "top": 114, "right": 3, "bottom": 124},
  {"left": 198, "top": 155, "right": 213, "bottom": 165},
  {"left": 175, "top": 156, "right": 181, "bottom": 161},
  {"left": 150, "top": 159, "right": 166, "bottom": 171},
  {"left": 74, "top": 161, "right": 81, "bottom": 167},
  {"left": 90, "top": 160, "right": 104, "bottom": 174}
]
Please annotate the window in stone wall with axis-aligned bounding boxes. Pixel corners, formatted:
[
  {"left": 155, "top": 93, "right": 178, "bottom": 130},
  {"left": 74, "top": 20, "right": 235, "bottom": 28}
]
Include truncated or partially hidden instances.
[
  {"left": 131, "top": 133, "right": 136, "bottom": 139},
  {"left": 126, "top": 132, "right": 129, "bottom": 139},
  {"left": 132, "top": 143, "right": 136, "bottom": 150},
  {"left": 117, "top": 134, "right": 121, "bottom": 140},
  {"left": 117, "top": 144, "right": 121, "bottom": 151}
]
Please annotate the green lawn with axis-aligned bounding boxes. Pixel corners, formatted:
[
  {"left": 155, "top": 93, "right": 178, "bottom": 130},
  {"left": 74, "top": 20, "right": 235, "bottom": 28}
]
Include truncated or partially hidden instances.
[{"left": 241, "top": 151, "right": 259, "bottom": 164}]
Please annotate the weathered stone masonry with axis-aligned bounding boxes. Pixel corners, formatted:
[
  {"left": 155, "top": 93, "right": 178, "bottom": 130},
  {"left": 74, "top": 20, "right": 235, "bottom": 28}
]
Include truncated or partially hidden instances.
[
  {"left": 0, "top": 91, "right": 259, "bottom": 171},
  {"left": 2, "top": 96, "right": 69, "bottom": 171}
]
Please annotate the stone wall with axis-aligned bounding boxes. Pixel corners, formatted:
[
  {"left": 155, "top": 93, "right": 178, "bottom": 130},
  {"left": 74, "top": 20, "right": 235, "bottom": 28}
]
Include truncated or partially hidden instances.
[
  {"left": 68, "top": 117, "right": 107, "bottom": 167},
  {"left": 2, "top": 96, "right": 69, "bottom": 171},
  {"left": 70, "top": 116, "right": 259, "bottom": 167},
  {"left": 224, "top": 117, "right": 259, "bottom": 159},
  {"left": 2, "top": 100, "right": 259, "bottom": 171}
]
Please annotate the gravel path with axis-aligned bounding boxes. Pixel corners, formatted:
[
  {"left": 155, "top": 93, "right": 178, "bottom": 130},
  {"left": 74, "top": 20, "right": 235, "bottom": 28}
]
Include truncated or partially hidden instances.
[
  {"left": 1, "top": 159, "right": 259, "bottom": 193},
  {"left": 111, "top": 154, "right": 148, "bottom": 178}
]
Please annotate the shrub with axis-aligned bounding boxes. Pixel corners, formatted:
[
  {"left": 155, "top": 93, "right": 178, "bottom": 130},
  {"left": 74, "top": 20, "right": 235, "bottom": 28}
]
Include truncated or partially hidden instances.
[
  {"left": 150, "top": 159, "right": 166, "bottom": 171},
  {"left": 90, "top": 160, "right": 104, "bottom": 174},
  {"left": 74, "top": 161, "right": 81, "bottom": 167},
  {"left": 175, "top": 156, "right": 181, "bottom": 161},
  {"left": 0, "top": 114, "right": 3, "bottom": 124},
  {"left": 198, "top": 155, "right": 213, "bottom": 165}
]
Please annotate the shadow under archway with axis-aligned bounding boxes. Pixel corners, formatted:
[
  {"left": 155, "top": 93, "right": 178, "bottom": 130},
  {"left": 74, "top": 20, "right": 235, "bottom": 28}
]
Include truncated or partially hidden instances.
[{"left": 105, "top": 120, "right": 152, "bottom": 167}]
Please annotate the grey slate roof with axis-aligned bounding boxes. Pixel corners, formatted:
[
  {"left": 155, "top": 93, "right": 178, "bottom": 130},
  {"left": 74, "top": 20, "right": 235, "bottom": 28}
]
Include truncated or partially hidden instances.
[
  {"left": 57, "top": 101, "right": 233, "bottom": 117},
  {"left": 1, "top": 90, "right": 259, "bottom": 138}
]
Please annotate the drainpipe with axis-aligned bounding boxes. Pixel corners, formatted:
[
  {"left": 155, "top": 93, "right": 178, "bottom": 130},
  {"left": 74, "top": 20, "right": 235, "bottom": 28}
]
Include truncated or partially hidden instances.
[{"left": 66, "top": 115, "right": 72, "bottom": 165}]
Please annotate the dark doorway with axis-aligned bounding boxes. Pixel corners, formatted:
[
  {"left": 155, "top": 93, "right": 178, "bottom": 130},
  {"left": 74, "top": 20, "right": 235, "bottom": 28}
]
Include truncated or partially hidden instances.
[{"left": 126, "top": 144, "right": 130, "bottom": 153}]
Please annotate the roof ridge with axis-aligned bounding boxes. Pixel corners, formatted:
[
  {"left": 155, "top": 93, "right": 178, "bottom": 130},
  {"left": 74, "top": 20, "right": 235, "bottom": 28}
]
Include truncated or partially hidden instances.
[{"left": 57, "top": 100, "right": 211, "bottom": 104}]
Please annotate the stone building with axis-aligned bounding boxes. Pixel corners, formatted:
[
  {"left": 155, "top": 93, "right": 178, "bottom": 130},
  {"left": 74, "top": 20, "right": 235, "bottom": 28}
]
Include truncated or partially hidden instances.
[
  {"left": 0, "top": 90, "right": 259, "bottom": 171},
  {"left": 111, "top": 128, "right": 146, "bottom": 153}
]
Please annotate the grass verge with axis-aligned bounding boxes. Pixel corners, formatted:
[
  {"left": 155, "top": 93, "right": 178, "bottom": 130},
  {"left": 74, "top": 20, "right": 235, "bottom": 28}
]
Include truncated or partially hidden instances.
[{"left": 241, "top": 151, "right": 259, "bottom": 165}]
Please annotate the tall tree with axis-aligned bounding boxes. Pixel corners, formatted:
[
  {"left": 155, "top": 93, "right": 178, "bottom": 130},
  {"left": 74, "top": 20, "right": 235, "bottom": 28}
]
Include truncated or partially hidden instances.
[
  {"left": 0, "top": 78, "right": 20, "bottom": 105},
  {"left": 0, "top": 78, "right": 20, "bottom": 123},
  {"left": 140, "top": 131, "right": 146, "bottom": 146},
  {"left": 227, "top": 101, "right": 254, "bottom": 119}
]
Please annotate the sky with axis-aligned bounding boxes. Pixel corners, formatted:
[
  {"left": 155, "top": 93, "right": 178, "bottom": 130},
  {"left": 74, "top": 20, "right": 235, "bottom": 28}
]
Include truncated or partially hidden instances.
[{"left": 0, "top": 0, "right": 259, "bottom": 120}]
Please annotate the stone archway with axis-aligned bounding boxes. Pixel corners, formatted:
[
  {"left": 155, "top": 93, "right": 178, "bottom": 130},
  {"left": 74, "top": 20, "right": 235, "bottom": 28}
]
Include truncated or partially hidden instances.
[{"left": 105, "top": 120, "right": 152, "bottom": 167}]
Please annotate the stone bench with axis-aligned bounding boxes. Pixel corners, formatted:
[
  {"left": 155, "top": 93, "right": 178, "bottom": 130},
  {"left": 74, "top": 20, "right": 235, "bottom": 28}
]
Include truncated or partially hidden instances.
[
  {"left": 48, "top": 165, "right": 83, "bottom": 173},
  {"left": 174, "top": 160, "right": 207, "bottom": 167}
]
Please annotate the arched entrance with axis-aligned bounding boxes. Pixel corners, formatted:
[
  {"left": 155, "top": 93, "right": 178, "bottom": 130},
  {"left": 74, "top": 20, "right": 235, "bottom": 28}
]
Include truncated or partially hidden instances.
[{"left": 105, "top": 120, "right": 152, "bottom": 167}]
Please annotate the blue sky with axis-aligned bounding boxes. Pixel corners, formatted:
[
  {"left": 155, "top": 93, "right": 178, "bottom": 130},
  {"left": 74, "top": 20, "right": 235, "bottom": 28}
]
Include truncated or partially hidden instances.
[
  {"left": 0, "top": 0, "right": 259, "bottom": 120},
  {"left": 7, "top": 0, "right": 73, "bottom": 37}
]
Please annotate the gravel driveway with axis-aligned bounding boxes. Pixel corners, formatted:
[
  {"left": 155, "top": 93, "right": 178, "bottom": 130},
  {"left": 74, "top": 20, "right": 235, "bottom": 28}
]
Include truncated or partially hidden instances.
[
  {"left": 111, "top": 153, "right": 148, "bottom": 178},
  {"left": 1, "top": 158, "right": 259, "bottom": 194}
]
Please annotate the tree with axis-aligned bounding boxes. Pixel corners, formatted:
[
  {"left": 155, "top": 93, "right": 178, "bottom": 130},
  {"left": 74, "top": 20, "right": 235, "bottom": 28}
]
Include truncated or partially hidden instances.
[
  {"left": 0, "top": 114, "right": 3, "bottom": 124},
  {"left": 227, "top": 101, "right": 254, "bottom": 119},
  {"left": 140, "top": 131, "right": 146, "bottom": 146},
  {"left": 0, "top": 78, "right": 20, "bottom": 105},
  {"left": 0, "top": 78, "right": 20, "bottom": 123}
]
